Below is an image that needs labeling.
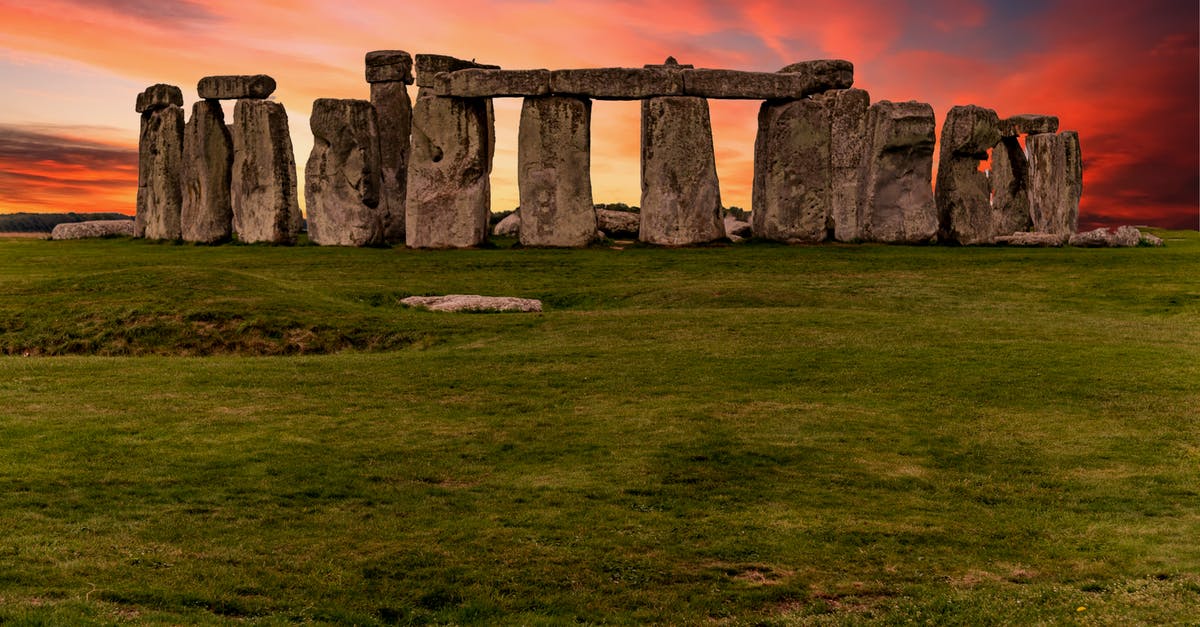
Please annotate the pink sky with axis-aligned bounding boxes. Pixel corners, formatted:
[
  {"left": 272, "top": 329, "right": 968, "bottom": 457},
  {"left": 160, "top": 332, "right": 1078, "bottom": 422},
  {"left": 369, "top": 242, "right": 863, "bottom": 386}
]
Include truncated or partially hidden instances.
[{"left": 0, "top": 0, "right": 1196, "bottom": 229}]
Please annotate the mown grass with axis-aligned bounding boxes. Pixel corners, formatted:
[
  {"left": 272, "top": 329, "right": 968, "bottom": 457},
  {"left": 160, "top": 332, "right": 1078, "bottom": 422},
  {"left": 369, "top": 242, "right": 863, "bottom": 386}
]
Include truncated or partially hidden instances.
[{"left": 0, "top": 232, "right": 1198, "bottom": 624}]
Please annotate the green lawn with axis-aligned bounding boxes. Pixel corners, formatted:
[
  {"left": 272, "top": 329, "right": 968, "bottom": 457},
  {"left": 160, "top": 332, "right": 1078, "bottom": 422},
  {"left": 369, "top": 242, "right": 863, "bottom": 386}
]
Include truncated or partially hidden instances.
[{"left": 1, "top": 233, "right": 1198, "bottom": 624}]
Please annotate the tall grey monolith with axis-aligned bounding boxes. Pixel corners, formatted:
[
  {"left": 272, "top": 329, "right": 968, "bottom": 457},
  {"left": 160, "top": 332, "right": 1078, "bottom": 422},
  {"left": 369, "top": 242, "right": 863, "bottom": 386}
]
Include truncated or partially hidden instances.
[
  {"left": 305, "top": 98, "right": 384, "bottom": 246},
  {"left": 640, "top": 96, "right": 724, "bottom": 245},
  {"left": 828, "top": 89, "right": 871, "bottom": 241},
  {"left": 231, "top": 99, "right": 302, "bottom": 244},
  {"left": 859, "top": 100, "right": 938, "bottom": 244},
  {"left": 990, "top": 135, "right": 1031, "bottom": 236},
  {"left": 181, "top": 100, "right": 233, "bottom": 243},
  {"left": 752, "top": 97, "right": 830, "bottom": 243},
  {"left": 1027, "top": 131, "right": 1082, "bottom": 236},
  {"left": 518, "top": 96, "right": 596, "bottom": 247},
  {"left": 135, "top": 84, "right": 184, "bottom": 240},
  {"left": 366, "top": 50, "right": 414, "bottom": 244},
  {"left": 936, "top": 105, "right": 1001, "bottom": 245}
]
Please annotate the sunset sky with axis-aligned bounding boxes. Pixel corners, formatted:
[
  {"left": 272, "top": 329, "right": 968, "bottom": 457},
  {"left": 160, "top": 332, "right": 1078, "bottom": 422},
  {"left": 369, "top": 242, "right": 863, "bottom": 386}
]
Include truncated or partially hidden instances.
[{"left": 0, "top": 0, "right": 1196, "bottom": 229}]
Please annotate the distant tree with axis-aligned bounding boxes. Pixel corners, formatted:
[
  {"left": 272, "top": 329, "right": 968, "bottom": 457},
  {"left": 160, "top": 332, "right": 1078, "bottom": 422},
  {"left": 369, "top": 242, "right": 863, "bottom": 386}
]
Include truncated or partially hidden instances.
[{"left": 593, "top": 202, "right": 639, "bottom": 213}]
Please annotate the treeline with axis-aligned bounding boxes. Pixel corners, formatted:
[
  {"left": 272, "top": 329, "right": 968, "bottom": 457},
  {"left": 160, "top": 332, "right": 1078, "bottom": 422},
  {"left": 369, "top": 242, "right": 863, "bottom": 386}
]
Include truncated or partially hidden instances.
[
  {"left": 489, "top": 203, "right": 747, "bottom": 226},
  {"left": 0, "top": 212, "right": 133, "bottom": 233}
]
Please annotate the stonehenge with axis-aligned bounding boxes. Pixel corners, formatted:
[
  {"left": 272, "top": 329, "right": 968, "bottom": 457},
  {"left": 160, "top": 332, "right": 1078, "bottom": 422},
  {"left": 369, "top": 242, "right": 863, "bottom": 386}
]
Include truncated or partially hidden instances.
[{"left": 135, "top": 52, "right": 1090, "bottom": 248}]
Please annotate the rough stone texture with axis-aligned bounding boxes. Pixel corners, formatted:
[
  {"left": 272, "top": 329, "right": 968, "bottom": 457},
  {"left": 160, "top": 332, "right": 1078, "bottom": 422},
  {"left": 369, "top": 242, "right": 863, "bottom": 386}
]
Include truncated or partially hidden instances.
[
  {"left": 859, "top": 100, "right": 938, "bottom": 244},
  {"left": 230, "top": 99, "right": 302, "bottom": 244},
  {"left": 50, "top": 220, "right": 135, "bottom": 240},
  {"left": 640, "top": 97, "right": 725, "bottom": 245},
  {"left": 436, "top": 69, "right": 551, "bottom": 97},
  {"left": 683, "top": 63, "right": 853, "bottom": 99},
  {"left": 366, "top": 50, "right": 414, "bottom": 84},
  {"left": 405, "top": 87, "right": 492, "bottom": 248},
  {"left": 993, "top": 232, "right": 1068, "bottom": 246},
  {"left": 778, "top": 59, "right": 856, "bottom": 90},
  {"left": 551, "top": 68, "right": 684, "bottom": 100},
  {"left": 1028, "top": 131, "right": 1082, "bottom": 236},
  {"left": 401, "top": 294, "right": 542, "bottom": 313},
  {"left": 828, "top": 89, "right": 871, "bottom": 241},
  {"left": 518, "top": 96, "right": 596, "bottom": 247},
  {"left": 137, "top": 105, "right": 184, "bottom": 240},
  {"left": 370, "top": 81, "right": 413, "bottom": 244},
  {"left": 1141, "top": 232, "right": 1165, "bottom": 247},
  {"left": 1069, "top": 226, "right": 1142, "bottom": 247},
  {"left": 596, "top": 209, "right": 640, "bottom": 238},
  {"left": 197, "top": 75, "right": 276, "bottom": 100},
  {"left": 414, "top": 54, "right": 499, "bottom": 87},
  {"left": 724, "top": 216, "right": 751, "bottom": 238},
  {"left": 135, "top": 84, "right": 183, "bottom": 113},
  {"left": 752, "top": 98, "right": 830, "bottom": 243},
  {"left": 305, "top": 99, "right": 384, "bottom": 247},
  {"left": 999, "top": 114, "right": 1059, "bottom": 137},
  {"left": 181, "top": 100, "right": 234, "bottom": 243},
  {"left": 493, "top": 212, "right": 520, "bottom": 236},
  {"left": 936, "top": 105, "right": 1002, "bottom": 245},
  {"left": 990, "top": 135, "right": 1032, "bottom": 236}
]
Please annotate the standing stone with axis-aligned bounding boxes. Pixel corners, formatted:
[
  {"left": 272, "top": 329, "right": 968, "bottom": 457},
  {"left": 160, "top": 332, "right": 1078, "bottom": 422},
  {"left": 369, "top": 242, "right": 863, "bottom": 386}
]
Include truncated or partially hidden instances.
[
  {"left": 404, "top": 87, "right": 492, "bottom": 248},
  {"left": 752, "top": 98, "right": 830, "bottom": 243},
  {"left": 936, "top": 105, "right": 1001, "bottom": 245},
  {"left": 181, "top": 100, "right": 233, "bottom": 243},
  {"left": 136, "top": 96, "right": 185, "bottom": 240},
  {"left": 367, "top": 50, "right": 414, "bottom": 244},
  {"left": 859, "top": 101, "right": 938, "bottom": 244},
  {"left": 518, "top": 96, "right": 596, "bottom": 247},
  {"left": 990, "top": 135, "right": 1031, "bottom": 236},
  {"left": 1028, "top": 131, "right": 1082, "bottom": 236},
  {"left": 828, "top": 89, "right": 871, "bottom": 241},
  {"left": 231, "top": 99, "right": 302, "bottom": 244},
  {"left": 640, "top": 96, "right": 724, "bottom": 245},
  {"left": 305, "top": 99, "right": 384, "bottom": 247}
]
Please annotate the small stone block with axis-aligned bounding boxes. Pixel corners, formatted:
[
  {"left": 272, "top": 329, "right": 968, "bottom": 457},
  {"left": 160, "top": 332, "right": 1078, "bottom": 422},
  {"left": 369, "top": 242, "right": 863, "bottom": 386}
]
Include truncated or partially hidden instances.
[
  {"left": 999, "top": 114, "right": 1060, "bottom": 137},
  {"left": 549, "top": 68, "right": 683, "bottom": 99},
  {"left": 435, "top": 69, "right": 551, "bottom": 97},
  {"left": 197, "top": 75, "right": 276, "bottom": 100},
  {"left": 136, "top": 84, "right": 183, "bottom": 113},
  {"left": 366, "top": 50, "right": 414, "bottom": 84},
  {"left": 414, "top": 54, "right": 500, "bottom": 87}
]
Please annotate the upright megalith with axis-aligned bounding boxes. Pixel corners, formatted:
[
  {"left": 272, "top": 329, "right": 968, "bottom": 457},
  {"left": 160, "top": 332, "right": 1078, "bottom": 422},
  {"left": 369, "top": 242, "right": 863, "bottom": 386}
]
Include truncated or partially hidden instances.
[
  {"left": 181, "top": 100, "right": 233, "bottom": 243},
  {"left": 859, "top": 100, "right": 938, "bottom": 244},
  {"left": 936, "top": 105, "right": 1001, "bottom": 245},
  {"left": 231, "top": 99, "right": 302, "bottom": 244},
  {"left": 405, "top": 55, "right": 495, "bottom": 248},
  {"left": 640, "top": 96, "right": 724, "bottom": 245},
  {"left": 518, "top": 96, "right": 596, "bottom": 247},
  {"left": 1027, "top": 130, "right": 1082, "bottom": 236},
  {"left": 366, "top": 50, "right": 414, "bottom": 243},
  {"left": 990, "top": 135, "right": 1031, "bottom": 236},
  {"left": 828, "top": 89, "right": 871, "bottom": 241},
  {"left": 752, "top": 97, "right": 830, "bottom": 243},
  {"left": 305, "top": 98, "right": 384, "bottom": 246},
  {"left": 135, "top": 84, "right": 185, "bottom": 240}
]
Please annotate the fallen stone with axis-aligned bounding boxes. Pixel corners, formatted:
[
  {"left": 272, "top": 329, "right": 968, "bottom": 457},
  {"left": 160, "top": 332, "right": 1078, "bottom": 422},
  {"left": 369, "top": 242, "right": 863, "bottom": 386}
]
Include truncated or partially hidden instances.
[
  {"left": 366, "top": 50, "right": 414, "bottom": 84},
  {"left": 752, "top": 97, "right": 830, "bottom": 243},
  {"left": 859, "top": 100, "right": 938, "bottom": 244},
  {"left": 640, "top": 96, "right": 725, "bottom": 245},
  {"left": 231, "top": 99, "right": 302, "bottom": 244},
  {"left": 401, "top": 294, "right": 542, "bottom": 313},
  {"left": 405, "top": 87, "right": 492, "bottom": 248},
  {"left": 993, "top": 232, "right": 1068, "bottom": 247},
  {"left": 518, "top": 96, "right": 596, "bottom": 247},
  {"left": 181, "top": 100, "right": 234, "bottom": 243},
  {"left": 1028, "top": 131, "right": 1082, "bottom": 236},
  {"left": 1141, "top": 231, "right": 1165, "bottom": 247},
  {"left": 197, "top": 75, "right": 276, "bottom": 100},
  {"left": 550, "top": 68, "right": 684, "bottom": 100},
  {"left": 999, "top": 114, "right": 1059, "bottom": 137},
  {"left": 305, "top": 99, "right": 384, "bottom": 247},
  {"left": 1069, "top": 226, "right": 1143, "bottom": 248},
  {"left": 137, "top": 104, "right": 184, "bottom": 240},
  {"left": 370, "top": 80, "right": 413, "bottom": 244},
  {"left": 596, "top": 208, "right": 640, "bottom": 238},
  {"left": 828, "top": 89, "right": 871, "bottom": 241},
  {"left": 724, "top": 216, "right": 751, "bottom": 238},
  {"left": 436, "top": 69, "right": 551, "bottom": 97},
  {"left": 50, "top": 220, "right": 134, "bottom": 240},
  {"left": 936, "top": 105, "right": 1001, "bottom": 245},
  {"left": 414, "top": 54, "right": 499, "bottom": 87},
  {"left": 135, "top": 84, "right": 183, "bottom": 113},
  {"left": 492, "top": 212, "right": 520, "bottom": 236},
  {"left": 990, "top": 135, "right": 1032, "bottom": 237}
]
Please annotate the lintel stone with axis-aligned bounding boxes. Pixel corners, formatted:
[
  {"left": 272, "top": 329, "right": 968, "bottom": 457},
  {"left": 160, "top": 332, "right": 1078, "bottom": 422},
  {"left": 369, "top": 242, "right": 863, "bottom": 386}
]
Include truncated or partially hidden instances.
[
  {"left": 197, "top": 75, "right": 276, "bottom": 100},
  {"left": 414, "top": 54, "right": 500, "bottom": 87},
  {"left": 549, "top": 68, "right": 684, "bottom": 99},
  {"left": 999, "top": 114, "right": 1059, "bottom": 137},
  {"left": 136, "top": 84, "right": 183, "bottom": 113},
  {"left": 682, "top": 67, "right": 852, "bottom": 99},
  {"left": 366, "top": 50, "right": 414, "bottom": 84},
  {"left": 435, "top": 69, "right": 551, "bottom": 97}
]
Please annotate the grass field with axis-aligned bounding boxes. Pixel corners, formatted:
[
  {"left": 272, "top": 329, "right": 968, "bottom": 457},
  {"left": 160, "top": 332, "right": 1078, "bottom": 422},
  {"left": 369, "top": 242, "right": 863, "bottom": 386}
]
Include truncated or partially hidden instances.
[{"left": 1, "top": 233, "right": 1198, "bottom": 624}]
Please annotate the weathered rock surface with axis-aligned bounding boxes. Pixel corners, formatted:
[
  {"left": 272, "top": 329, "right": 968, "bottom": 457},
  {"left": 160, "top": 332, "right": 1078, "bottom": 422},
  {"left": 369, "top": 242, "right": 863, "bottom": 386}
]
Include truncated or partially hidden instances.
[
  {"left": 999, "top": 114, "right": 1058, "bottom": 137},
  {"left": 197, "top": 75, "right": 276, "bottom": 100},
  {"left": 752, "top": 98, "right": 830, "bottom": 243},
  {"left": 1141, "top": 231, "right": 1165, "bottom": 247},
  {"left": 135, "top": 84, "right": 183, "bottom": 114},
  {"left": 518, "top": 96, "right": 596, "bottom": 247},
  {"left": 724, "top": 216, "right": 752, "bottom": 238},
  {"left": 551, "top": 68, "right": 684, "bottom": 100},
  {"left": 370, "top": 80, "right": 413, "bottom": 244},
  {"left": 137, "top": 104, "right": 184, "bottom": 240},
  {"left": 778, "top": 59, "right": 856, "bottom": 89},
  {"left": 401, "top": 294, "right": 543, "bottom": 313},
  {"left": 1028, "top": 131, "right": 1082, "bottom": 236},
  {"left": 596, "top": 209, "right": 640, "bottom": 238},
  {"left": 305, "top": 99, "right": 384, "bottom": 247},
  {"left": 993, "top": 232, "right": 1068, "bottom": 247},
  {"left": 492, "top": 212, "right": 520, "bottom": 236},
  {"left": 405, "top": 88, "right": 492, "bottom": 248},
  {"left": 436, "top": 69, "right": 551, "bottom": 97},
  {"left": 859, "top": 100, "right": 938, "bottom": 244},
  {"left": 50, "top": 220, "right": 134, "bottom": 240},
  {"left": 990, "top": 135, "right": 1032, "bottom": 236},
  {"left": 684, "top": 60, "right": 853, "bottom": 99},
  {"left": 231, "top": 99, "right": 302, "bottom": 244},
  {"left": 936, "top": 105, "right": 1001, "bottom": 245},
  {"left": 366, "top": 50, "right": 414, "bottom": 84},
  {"left": 414, "top": 54, "right": 499, "bottom": 87},
  {"left": 181, "top": 100, "right": 233, "bottom": 243},
  {"left": 640, "top": 97, "right": 725, "bottom": 245},
  {"left": 1069, "top": 226, "right": 1143, "bottom": 247}
]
